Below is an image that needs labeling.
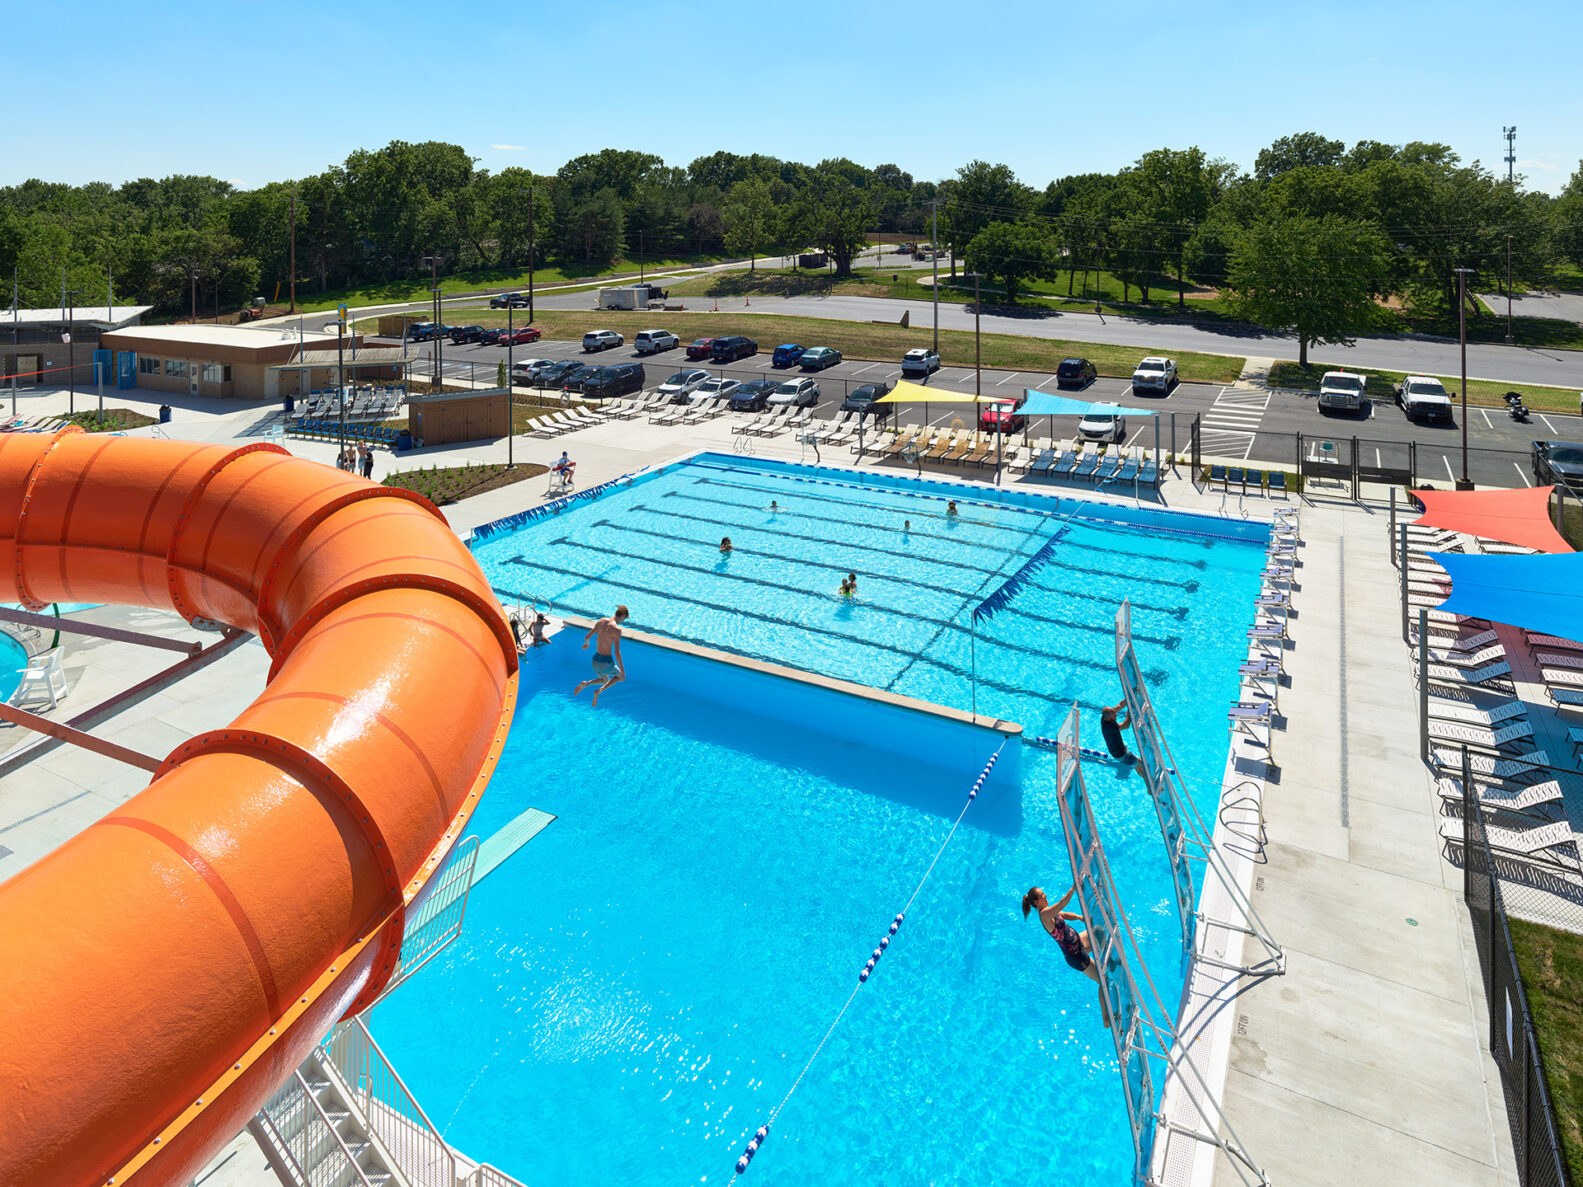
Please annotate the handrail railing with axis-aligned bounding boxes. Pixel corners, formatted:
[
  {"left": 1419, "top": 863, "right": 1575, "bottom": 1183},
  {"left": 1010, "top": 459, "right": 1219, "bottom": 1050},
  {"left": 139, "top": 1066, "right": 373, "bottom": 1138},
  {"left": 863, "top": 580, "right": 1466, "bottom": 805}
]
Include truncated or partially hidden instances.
[
  {"left": 248, "top": 1089, "right": 311, "bottom": 1186},
  {"left": 323, "top": 1016, "right": 457, "bottom": 1187},
  {"left": 382, "top": 835, "right": 479, "bottom": 1000}
]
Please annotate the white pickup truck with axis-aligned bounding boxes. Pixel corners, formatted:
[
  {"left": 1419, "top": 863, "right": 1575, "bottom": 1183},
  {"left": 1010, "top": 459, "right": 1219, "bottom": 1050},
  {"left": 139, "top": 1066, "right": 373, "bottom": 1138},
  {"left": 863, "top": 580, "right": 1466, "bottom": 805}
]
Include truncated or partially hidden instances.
[
  {"left": 1317, "top": 370, "right": 1367, "bottom": 415},
  {"left": 1394, "top": 375, "right": 1454, "bottom": 423}
]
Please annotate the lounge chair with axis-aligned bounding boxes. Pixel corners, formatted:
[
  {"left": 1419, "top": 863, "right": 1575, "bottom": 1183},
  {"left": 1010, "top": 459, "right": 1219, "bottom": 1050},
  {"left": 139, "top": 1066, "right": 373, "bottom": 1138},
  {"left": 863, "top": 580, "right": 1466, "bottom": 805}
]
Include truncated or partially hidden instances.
[
  {"left": 941, "top": 435, "right": 975, "bottom": 465},
  {"left": 960, "top": 436, "right": 993, "bottom": 468},
  {"left": 1431, "top": 748, "right": 1551, "bottom": 781},
  {"left": 1419, "top": 660, "right": 1514, "bottom": 693},
  {"left": 1536, "top": 652, "right": 1583, "bottom": 673},
  {"left": 1425, "top": 695, "right": 1528, "bottom": 726},
  {"left": 1526, "top": 633, "right": 1583, "bottom": 654},
  {"left": 1436, "top": 776, "right": 1564, "bottom": 815},
  {"left": 1547, "top": 686, "right": 1583, "bottom": 710},
  {"left": 1426, "top": 718, "right": 1534, "bottom": 752},
  {"left": 1410, "top": 626, "right": 1499, "bottom": 652},
  {"left": 1027, "top": 447, "right": 1055, "bottom": 475},
  {"left": 751, "top": 407, "right": 793, "bottom": 437},
  {"left": 527, "top": 417, "right": 565, "bottom": 439},
  {"left": 1437, "top": 817, "right": 1580, "bottom": 870},
  {"left": 1072, "top": 452, "right": 1101, "bottom": 482},
  {"left": 1425, "top": 643, "right": 1507, "bottom": 669}
]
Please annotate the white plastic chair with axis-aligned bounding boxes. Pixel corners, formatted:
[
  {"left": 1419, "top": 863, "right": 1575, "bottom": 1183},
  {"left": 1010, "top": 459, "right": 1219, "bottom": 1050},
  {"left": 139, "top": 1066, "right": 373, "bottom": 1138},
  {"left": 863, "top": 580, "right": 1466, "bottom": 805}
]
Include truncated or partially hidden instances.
[{"left": 11, "top": 649, "right": 67, "bottom": 710}]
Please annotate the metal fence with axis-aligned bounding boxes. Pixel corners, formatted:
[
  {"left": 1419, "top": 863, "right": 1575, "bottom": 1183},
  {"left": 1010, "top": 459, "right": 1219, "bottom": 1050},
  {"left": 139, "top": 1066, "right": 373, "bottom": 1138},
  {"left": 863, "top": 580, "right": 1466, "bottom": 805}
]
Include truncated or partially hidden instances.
[{"left": 1461, "top": 754, "right": 1574, "bottom": 1187}]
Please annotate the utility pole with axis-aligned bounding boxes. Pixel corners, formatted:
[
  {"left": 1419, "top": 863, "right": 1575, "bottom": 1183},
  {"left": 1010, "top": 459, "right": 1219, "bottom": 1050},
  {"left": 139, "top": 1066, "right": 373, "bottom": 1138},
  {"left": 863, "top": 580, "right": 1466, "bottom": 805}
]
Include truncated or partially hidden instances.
[
  {"left": 506, "top": 298, "right": 515, "bottom": 468},
  {"left": 638, "top": 229, "right": 644, "bottom": 283},
  {"left": 289, "top": 193, "right": 297, "bottom": 313},
  {"left": 1506, "top": 235, "right": 1514, "bottom": 345},
  {"left": 190, "top": 270, "right": 197, "bottom": 324},
  {"left": 11, "top": 266, "right": 17, "bottom": 417},
  {"left": 928, "top": 198, "right": 940, "bottom": 353},
  {"left": 64, "top": 289, "right": 81, "bottom": 415},
  {"left": 1503, "top": 126, "right": 1517, "bottom": 184},
  {"left": 528, "top": 185, "right": 536, "bottom": 325},
  {"left": 337, "top": 316, "right": 347, "bottom": 467},
  {"left": 423, "top": 255, "right": 441, "bottom": 387},
  {"left": 1455, "top": 267, "right": 1474, "bottom": 490}
]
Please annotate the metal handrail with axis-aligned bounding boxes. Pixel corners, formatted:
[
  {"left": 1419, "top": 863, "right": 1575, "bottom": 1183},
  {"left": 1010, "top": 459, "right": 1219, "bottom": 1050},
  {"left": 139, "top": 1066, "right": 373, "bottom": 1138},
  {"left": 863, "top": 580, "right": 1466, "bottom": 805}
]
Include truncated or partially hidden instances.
[
  {"left": 249, "top": 1092, "right": 311, "bottom": 1186},
  {"left": 323, "top": 1017, "right": 456, "bottom": 1187},
  {"left": 293, "top": 1068, "right": 378, "bottom": 1187}
]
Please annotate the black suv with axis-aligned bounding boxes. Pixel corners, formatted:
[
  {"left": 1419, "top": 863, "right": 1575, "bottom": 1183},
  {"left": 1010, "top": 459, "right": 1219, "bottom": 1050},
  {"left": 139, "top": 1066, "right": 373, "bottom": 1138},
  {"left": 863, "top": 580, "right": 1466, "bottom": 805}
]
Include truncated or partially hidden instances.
[
  {"left": 841, "top": 383, "right": 893, "bottom": 423},
  {"left": 581, "top": 363, "right": 645, "bottom": 399},
  {"left": 710, "top": 335, "right": 758, "bottom": 363},
  {"left": 1056, "top": 357, "right": 1098, "bottom": 389},
  {"left": 488, "top": 292, "right": 530, "bottom": 309},
  {"left": 449, "top": 325, "right": 487, "bottom": 345}
]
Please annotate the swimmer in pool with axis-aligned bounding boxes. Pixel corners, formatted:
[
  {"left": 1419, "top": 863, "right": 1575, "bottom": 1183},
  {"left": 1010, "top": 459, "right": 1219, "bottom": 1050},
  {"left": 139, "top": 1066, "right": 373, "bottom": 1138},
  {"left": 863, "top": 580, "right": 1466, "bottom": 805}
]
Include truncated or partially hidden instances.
[
  {"left": 720, "top": 536, "right": 734, "bottom": 554},
  {"left": 573, "top": 606, "right": 629, "bottom": 707},
  {"left": 946, "top": 500, "right": 959, "bottom": 518},
  {"left": 1023, "top": 884, "right": 1109, "bottom": 1027}
]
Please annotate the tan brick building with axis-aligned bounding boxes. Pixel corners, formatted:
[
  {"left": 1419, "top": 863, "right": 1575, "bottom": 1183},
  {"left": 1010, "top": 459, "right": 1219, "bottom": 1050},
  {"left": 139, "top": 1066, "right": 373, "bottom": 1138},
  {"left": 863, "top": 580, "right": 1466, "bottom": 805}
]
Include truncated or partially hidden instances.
[{"left": 100, "top": 324, "right": 391, "bottom": 401}]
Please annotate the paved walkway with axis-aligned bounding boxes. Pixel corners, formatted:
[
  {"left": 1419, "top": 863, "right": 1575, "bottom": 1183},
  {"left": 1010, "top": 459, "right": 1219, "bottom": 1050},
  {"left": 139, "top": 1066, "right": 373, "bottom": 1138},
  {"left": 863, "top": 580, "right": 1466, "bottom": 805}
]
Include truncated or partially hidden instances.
[{"left": 1213, "top": 495, "right": 1516, "bottom": 1186}]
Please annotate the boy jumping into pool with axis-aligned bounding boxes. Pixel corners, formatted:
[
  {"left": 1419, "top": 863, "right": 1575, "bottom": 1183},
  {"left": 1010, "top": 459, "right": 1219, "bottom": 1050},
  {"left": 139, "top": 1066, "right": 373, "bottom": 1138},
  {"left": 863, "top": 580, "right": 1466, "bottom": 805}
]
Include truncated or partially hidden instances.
[
  {"left": 1100, "top": 700, "right": 1140, "bottom": 770},
  {"left": 574, "top": 605, "right": 629, "bottom": 706}
]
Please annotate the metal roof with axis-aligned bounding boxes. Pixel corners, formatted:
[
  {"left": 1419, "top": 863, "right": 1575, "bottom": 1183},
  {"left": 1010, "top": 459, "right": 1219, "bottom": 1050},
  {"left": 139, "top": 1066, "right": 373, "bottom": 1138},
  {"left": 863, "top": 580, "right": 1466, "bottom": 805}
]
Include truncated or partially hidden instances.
[
  {"left": 5, "top": 305, "right": 154, "bottom": 330},
  {"left": 269, "top": 347, "right": 410, "bottom": 371}
]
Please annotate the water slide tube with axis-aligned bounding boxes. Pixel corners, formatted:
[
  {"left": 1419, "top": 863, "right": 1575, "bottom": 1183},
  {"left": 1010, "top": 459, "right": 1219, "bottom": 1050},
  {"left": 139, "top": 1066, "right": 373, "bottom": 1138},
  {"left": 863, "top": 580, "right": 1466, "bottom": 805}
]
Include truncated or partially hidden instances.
[{"left": 0, "top": 430, "right": 518, "bottom": 1186}]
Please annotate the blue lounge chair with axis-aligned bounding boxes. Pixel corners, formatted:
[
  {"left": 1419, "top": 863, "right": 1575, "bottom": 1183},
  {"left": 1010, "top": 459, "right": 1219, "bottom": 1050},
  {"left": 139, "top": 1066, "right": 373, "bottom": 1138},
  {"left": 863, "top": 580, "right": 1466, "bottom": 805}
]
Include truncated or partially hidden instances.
[
  {"left": 1209, "top": 463, "right": 1227, "bottom": 488},
  {"left": 1030, "top": 448, "right": 1055, "bottom": 474},
  {"left": 1073, "top": 452, "right": 1100, "bottom": 482}
]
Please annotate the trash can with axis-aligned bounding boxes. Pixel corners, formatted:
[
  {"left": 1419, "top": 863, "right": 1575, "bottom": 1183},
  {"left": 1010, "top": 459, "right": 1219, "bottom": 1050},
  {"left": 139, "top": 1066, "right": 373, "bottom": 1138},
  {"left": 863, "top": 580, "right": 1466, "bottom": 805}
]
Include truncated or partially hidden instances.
[
  {"left": 158, "top": 405, "right": 172, "bottom": 424},
  {"left": 396, "top": 430, "right": 413, "bottom": 453},
  {"left": 283, "top": 396, "right": 295, "bottom": 414}
]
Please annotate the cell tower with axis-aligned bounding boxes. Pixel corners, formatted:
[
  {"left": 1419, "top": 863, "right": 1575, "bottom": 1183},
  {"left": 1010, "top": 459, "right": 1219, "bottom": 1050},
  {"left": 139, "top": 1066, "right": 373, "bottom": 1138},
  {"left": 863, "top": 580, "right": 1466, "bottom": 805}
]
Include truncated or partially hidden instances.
[{"left": 1503, "top": 126, "right": 1517, "bottom": 183}]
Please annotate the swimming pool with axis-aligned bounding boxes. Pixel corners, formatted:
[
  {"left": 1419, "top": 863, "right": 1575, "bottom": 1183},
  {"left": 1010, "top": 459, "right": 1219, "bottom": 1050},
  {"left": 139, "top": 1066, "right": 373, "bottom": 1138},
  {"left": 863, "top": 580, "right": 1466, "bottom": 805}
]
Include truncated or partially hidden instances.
[
  {"left": 369, "top": 457, "right": 1268, "bottom": 1183},
  {"left": 0, "top": 632, "right": 25, "bottom": 703}
]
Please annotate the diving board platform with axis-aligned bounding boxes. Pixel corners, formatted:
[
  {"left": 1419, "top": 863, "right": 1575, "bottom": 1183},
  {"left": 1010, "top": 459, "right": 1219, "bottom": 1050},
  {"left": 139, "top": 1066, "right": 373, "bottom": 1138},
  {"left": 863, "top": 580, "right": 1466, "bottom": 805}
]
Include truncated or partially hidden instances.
[{"left": 474, "top": 807, "right": 557, "bottom": 881}]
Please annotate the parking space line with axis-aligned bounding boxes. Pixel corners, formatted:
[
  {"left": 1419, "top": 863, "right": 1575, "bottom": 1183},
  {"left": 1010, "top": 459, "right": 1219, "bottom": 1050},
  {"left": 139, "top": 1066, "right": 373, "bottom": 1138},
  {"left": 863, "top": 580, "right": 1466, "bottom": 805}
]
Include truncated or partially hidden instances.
[
  {"left": 851, "top": 363, "right": 882, "bottom": 375},
  {"left": 1513, "top": 463, "right": 1532, "bottom": 487},
  {"left": 1125, "top": 427, "right": 1146, "bottom": 447},
  {"left": 1478, "top": 407, "right": 1492, "bottom": 429},
  {"left": 1443, "top": 456, "right": 1455, "bottom": 482},
  {"left": 995, "top": 371, "right": 1019, "bottom": 386},
  {"left": 1540, "top": 414, "right": 1558, "bottom": 434}
]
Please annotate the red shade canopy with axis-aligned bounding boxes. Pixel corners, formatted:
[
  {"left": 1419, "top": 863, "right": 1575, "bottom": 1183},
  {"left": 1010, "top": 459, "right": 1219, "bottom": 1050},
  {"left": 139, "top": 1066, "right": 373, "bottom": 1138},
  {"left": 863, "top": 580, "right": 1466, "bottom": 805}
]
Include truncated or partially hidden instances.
[{"left": 1411, "top": 485, "right": 1573, "bottom": 554}]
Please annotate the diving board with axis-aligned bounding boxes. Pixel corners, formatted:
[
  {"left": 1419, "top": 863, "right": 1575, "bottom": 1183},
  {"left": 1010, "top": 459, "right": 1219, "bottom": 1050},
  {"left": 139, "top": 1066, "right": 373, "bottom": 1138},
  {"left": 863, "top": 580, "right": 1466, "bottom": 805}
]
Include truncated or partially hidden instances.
[{"left": 475, "top": 807, "right": 558, "bottom": 882}]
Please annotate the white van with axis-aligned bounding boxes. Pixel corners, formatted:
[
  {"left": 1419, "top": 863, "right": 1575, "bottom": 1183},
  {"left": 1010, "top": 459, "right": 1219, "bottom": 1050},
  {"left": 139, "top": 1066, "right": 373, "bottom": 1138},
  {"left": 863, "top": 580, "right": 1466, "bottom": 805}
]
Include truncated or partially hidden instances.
[{"left": 635, "top": 330, "right": 679, "bottom": 355}]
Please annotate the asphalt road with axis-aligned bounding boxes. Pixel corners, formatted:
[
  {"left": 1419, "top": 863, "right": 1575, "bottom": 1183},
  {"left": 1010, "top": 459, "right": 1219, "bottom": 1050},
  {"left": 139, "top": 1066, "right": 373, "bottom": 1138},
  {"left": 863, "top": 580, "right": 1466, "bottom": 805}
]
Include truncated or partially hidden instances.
[{"left": 408, "top": 333, "right": 1583, "bottom": 489}]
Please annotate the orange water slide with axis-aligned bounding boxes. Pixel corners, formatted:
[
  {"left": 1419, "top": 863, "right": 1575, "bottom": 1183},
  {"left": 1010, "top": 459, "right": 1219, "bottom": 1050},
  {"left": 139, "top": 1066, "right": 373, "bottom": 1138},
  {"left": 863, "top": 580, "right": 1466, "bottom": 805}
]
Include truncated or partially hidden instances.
[{"left": 0, "top": 430, "right": 518, "bottom": 1186}]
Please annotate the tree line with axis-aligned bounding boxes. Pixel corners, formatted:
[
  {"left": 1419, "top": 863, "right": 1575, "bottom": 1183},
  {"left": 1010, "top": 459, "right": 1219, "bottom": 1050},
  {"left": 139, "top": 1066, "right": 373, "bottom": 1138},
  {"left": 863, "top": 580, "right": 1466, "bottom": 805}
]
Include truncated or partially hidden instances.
[{"left": 3, "top": 132, "right": 1583, "bottom": 362}]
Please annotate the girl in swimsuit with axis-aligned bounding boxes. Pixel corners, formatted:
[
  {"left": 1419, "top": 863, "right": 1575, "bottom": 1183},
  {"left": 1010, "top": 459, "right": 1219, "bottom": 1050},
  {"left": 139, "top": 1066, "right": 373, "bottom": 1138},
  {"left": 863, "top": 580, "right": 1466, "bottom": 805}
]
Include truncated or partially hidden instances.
[{"left": 1023, "top": 884, "right": 1110, "bottom": 1027}]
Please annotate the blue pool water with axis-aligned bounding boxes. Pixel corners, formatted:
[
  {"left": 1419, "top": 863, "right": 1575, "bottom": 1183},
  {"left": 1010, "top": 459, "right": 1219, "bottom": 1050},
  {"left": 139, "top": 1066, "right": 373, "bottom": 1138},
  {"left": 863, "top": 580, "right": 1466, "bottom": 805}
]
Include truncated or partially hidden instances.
[
  {"left": 371, "top": 456, "right": 1267, "bottom": 1184},
  {"left": 0, "top": 632, "right": 25, "bottom": 702}
]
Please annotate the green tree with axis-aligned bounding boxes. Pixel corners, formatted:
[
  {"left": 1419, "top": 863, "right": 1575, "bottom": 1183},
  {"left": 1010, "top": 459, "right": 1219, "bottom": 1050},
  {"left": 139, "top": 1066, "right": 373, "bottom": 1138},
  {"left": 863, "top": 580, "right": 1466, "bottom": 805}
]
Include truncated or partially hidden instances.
[
  {"left": 943, "top": 161, "right": 1032, "bottom": 277},
  {"left": 1224, "top": 214, "right": 1391, "bottom": 365},
  {"left": 1123, "top": 146, "right": 1219, "bottom": 306},
  {"left": 722, "top": 177, "right": 779, "bottom": 270},
  {"left": 790, "top": 162, "right": 872, "bottom": 274},
  {"left": 1555, "top": 161, "right": 1583, "bottom": 269},
  {"left": 1254, "top": 132, "right": 1345, "bottom": 181},
  {"left": 963, "top": 221, "right": 1057, "bottom": 304}
]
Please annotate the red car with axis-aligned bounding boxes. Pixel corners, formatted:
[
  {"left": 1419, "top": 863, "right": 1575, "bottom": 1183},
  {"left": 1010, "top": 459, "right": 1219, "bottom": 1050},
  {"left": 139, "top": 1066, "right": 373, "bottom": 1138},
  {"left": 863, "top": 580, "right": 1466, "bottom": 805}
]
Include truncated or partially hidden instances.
[
  {"left": 497, "top": 326, "right": 541, "bottom": 346},
  {"left": 979, "top": 396, "right": 1027, "bottom": 434},
  {"left": 685, "top": 337, "right": 716, "bottom": 361}
]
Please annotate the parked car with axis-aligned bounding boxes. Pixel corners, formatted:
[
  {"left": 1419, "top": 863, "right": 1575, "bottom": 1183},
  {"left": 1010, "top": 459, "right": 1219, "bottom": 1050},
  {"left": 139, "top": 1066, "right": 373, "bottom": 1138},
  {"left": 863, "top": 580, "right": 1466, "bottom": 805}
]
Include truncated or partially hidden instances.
[
  {"left": 1394, "top": 375, "right": 1453, "bottom": 422},
  {"left": 488, "top": 292, "right": 530, "bottom": 308},
  {"left": 800, "top": 346, "right": 842, "bottom": 371},
  {"left": 581, "top": 362, "right": 646, "bottom": 399},
  {"left": 657, "top": 368, "right": 712, "bottom": 402},
  {"left": 772, "top": 343, "right": 807, "bottom": 367},
  {"left": 510, "top": 358, "right": 554, "bottom": 382},
  {"left": 1076, "top": 402, "right": 1127, "bottom": 443},
  {"left": 979, "top": 396, "right": 1027, "bottom": 434},
  {"left": 582, "top": 329, "right": 624, "bottom": 352},
  {"left": 694, "top": 377, "right": 741, "bottom": 403},
  {"left": 1317, "top": 370, "right": 1367, "bottom": 415},
  {"left": 540, "top": 361, "right": 591, "bottom": 387},
  {"left": 489, "top": 293, "right": 512, "bottom": 308},
  {"left": 477, "top": 328, "right": 504, "bottom": 346},
  {"left": 729, "top": 380, "right": 779, "bottom": 412},
  {"left": 841, "top": 383, "right": 893, "bottom": 423},
  {"left": 449, "top": 325, "right": 487, "bottom": 345},
  {"left": 768, "top": 377, "right": 820, "bottom": 407},
  {"left": 1131, "top": 356, "right": 1176, "bottom": 393},
  {"left": 561, "top": 365, "right": 602, "bottom": 393},
  {"left": 1532, "top": 440, "right": 1583, "bottom": 486},
  {"left": 525, "top": 358, "right": 564, "bottom": 382},
  {"left": 1056, "top": 357, "right": 1098, "bottom": 389},
  {"left": 710, "top": 335, "right": 758, "bottom": 362},
  {"left": 406, "top": 322, "right": 441, "bottom": 342},
  {"left": 635, "top": 329, "right": 680, "bottom": 355},
  {"left": 901, "top": 348, "right": 941, "bottom": 377},
  {"left": 685, "top": 337, "right": 716, "bottom": 361},
  {"left": 496, "top": 326, "right": 542, "bottom": 346}
]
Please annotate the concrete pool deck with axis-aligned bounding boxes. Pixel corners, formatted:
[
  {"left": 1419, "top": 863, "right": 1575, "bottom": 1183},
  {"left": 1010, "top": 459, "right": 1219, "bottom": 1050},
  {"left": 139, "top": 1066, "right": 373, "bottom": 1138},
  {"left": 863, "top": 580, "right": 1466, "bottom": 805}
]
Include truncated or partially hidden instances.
[{"left": 0, "top": 390, "right": 1521, "bottom": 1186}]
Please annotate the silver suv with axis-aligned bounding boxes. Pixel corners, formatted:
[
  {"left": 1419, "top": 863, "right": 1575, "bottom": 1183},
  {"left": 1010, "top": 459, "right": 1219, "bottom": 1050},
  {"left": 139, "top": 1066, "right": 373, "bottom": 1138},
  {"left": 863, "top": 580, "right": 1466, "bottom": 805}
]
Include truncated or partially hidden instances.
[{"left": 582, "top": 330, "right": 624, "bottom": 352}]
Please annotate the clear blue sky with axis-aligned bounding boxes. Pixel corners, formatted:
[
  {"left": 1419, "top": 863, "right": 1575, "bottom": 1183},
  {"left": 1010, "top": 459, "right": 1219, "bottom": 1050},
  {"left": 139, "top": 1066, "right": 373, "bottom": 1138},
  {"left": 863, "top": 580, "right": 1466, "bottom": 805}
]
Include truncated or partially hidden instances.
[{"left": 12, "top": 0, "right": 1580, "bottom": 194}]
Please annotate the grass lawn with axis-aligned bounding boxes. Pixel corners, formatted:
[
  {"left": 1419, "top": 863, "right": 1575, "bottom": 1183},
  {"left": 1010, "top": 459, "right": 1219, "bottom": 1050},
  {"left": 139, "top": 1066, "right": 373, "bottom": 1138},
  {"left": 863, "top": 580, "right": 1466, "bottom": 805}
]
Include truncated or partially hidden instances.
[
  {"left": 1509, "top": 918, "right": 1583, "bottom": 1184},
  {"left": 58, "top": 407, "right": 157, "bottom": 432},
  {"left": 1398, "top": 305, "right": 1583, "bottom": 352},
  {"left": 1269, "top": 361, "right": 1581, "bottom": 415},
  {"left": 409, "top": 308, "right": 1246, "bottom": 385},
  {"left": 284, "top": 254, "right": 729, "bottom": 315},
  {"left": 382, "top": 461, "right": 548, "bottom": 505}
]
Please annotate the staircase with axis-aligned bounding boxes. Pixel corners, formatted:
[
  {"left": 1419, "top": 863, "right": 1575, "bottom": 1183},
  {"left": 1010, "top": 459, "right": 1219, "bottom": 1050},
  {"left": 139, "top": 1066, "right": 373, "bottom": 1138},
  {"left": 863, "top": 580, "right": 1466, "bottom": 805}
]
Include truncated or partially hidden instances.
[{"left": 249, "top": 1048, "right": 404, "bottom": 1187}]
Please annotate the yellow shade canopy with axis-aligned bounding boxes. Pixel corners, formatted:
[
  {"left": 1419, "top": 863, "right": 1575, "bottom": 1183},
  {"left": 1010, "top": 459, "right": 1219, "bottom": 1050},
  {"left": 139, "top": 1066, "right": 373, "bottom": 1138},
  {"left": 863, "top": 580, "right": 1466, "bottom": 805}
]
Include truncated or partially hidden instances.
[{"left": 872, "top": 379, "right": 1005, "bottom": 405}]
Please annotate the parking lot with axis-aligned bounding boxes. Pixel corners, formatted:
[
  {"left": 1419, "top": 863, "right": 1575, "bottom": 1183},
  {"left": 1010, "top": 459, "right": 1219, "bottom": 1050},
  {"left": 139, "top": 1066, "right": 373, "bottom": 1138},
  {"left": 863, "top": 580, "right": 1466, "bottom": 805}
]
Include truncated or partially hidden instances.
[{"left": 396, "top": 333, "right": 1583, "bottom": 489}]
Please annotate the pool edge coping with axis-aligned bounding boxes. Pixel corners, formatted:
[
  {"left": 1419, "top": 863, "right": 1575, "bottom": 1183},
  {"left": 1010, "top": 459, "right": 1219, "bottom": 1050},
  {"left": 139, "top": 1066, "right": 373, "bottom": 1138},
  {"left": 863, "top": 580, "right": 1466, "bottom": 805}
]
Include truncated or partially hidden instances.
[{"left": 558, "top": 614, "right": 1023, "bottom": 739}]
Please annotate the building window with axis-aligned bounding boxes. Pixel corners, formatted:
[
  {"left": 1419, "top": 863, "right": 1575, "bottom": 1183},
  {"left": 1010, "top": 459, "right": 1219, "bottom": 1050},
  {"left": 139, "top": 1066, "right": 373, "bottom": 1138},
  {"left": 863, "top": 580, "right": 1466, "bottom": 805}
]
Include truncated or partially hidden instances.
[
  {"left": 165, "top": 359, "right": 187, "bottom": 377},
  {"left": 138, "top": 356, "right": 161, "bottom": 374},
  {"left": 200, "top": 363, "right": 231, "bottom": 383}
]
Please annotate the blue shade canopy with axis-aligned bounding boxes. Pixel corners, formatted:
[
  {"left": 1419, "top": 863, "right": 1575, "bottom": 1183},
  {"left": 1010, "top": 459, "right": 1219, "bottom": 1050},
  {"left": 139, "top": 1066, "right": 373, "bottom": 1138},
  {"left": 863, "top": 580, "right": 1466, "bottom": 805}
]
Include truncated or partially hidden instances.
[
  {"left": 1017, "top": 389, "right": 1161, "bottom": 418},
  {"left": 1429, "top": 551, "right": 1583, "bottom": 642}
]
